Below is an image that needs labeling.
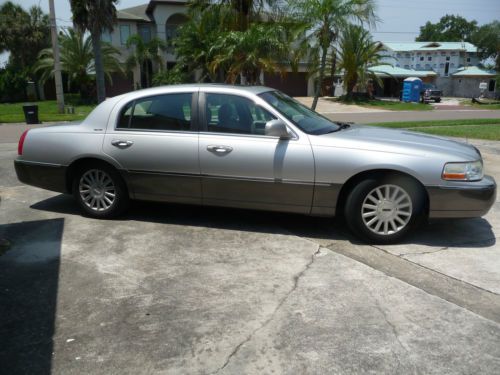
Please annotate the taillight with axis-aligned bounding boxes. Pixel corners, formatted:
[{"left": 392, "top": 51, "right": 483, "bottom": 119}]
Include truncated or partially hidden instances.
[{"left": 18, "top": 130, "right": 29, "bottom": 155}]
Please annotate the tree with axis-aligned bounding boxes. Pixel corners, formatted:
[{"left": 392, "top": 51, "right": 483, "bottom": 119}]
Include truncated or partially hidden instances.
[
  {"left": 290, "top": 0, "right": 377, "bottom": 110},
  {"left": 416, "top": 15, "right": 478, "bottom": 42},
  {"left": 34, "top": 29, "right": 123, "bottom": 101},
  {"left": 125, "top": 35, "right": 166, "bottom": 88},
  {"left": 337, "top": 24, "right": 385, "bottom": 98},
  {"left": 174, "top": 4, "right": 230, "bottom": 82},
  {"left": 471, "top": 21, "right": 500, "bottom": 71},
  {"left": 0, "top": 1, "right": 50, "bottom": 69},
  {"left": 175, "top": 1, "right": 286, "bottom": 83},
  {"left": 70, "top": 0, "right": 118, "bottom": 103},
  {"left": 209, "top": 23, "right": 289, "bottom": 84}
]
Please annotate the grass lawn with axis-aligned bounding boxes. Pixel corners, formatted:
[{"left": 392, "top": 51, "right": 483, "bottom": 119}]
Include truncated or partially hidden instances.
[
  {"left": 471, "top": 103, "right": 500, "bottom": 110},
  {"left": 370, "top": 118, "right": 500, "bottom": 141},
  {"left": 0, "top": 100, "right": 95, "bottom": 123}
]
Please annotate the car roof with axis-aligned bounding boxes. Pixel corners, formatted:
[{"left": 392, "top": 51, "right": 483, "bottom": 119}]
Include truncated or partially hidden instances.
[{"left": 115, "top": 84, "right": 275, "bottom": 98}]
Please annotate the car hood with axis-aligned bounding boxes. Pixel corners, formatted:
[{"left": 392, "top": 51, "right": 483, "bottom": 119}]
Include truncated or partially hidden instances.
[{"left": 311, "top": 124, "right": 480, "bottom": 161}]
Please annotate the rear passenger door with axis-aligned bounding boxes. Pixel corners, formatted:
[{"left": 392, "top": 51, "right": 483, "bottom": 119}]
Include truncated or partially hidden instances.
[{"left": 103, "top": 91, "right": 201, "bottom": 204}]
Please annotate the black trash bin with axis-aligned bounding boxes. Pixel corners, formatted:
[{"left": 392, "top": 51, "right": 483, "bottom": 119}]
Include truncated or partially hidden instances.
[{"left": 22, "top": 104, "right": 40, "bottom": 124}]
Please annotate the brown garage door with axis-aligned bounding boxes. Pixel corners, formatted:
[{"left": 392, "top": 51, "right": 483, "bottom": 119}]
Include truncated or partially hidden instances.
[{"left": 264, "top": 72, "right": 308, "bottom": 97}]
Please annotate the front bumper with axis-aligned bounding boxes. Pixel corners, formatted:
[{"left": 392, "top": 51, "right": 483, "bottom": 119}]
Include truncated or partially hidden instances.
[
  {"left": 426, "top": 175, "right": 497, "bottom": 218},
  {"left": 14, "top": 160, "right": 68, "bottom": 193}
]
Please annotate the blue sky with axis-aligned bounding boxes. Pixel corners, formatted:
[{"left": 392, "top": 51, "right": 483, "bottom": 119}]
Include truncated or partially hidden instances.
[{"left": 1, "top": 0, "right": 500, "bottom": 66}]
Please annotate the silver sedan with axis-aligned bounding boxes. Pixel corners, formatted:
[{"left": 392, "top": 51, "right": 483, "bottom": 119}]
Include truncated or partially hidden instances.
[{"left": 14, "top": 85, "right": 496, "bottom": 243}]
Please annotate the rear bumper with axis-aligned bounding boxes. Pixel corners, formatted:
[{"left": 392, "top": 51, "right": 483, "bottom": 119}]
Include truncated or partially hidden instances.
[
  {"left": 426, "top": 175, "right": 497, "bottom": 218},
  {"left": 14, "top": 160, "right": 67, "bottom": 193}
]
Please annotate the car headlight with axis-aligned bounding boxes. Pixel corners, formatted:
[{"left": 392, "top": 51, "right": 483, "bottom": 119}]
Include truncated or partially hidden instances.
[{"left": 442, "top": 161, "right": 483, "bottom": 181}]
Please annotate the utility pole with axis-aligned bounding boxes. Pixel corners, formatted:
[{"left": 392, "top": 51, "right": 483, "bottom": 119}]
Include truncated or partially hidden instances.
[{"left": 48, "top": 0, "right": 64, "bottom": 113}]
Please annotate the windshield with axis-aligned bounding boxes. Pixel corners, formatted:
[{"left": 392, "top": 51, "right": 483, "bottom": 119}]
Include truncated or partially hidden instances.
[{"left": 259, "top": 91, "right": 340, "bottom": 135}]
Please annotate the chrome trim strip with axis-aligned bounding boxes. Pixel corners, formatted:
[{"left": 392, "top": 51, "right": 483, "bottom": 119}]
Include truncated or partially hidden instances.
[
  {"left": 126, "top": 169, "right": 323, "bottom": 186},
  {"left": 15, "top": 160, "right": 64, "bottom": 168}
]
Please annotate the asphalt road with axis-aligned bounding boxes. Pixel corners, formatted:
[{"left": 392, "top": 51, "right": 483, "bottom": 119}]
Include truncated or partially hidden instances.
[{"left": 324, "top": 109, "right": 500, "bottom": 123}]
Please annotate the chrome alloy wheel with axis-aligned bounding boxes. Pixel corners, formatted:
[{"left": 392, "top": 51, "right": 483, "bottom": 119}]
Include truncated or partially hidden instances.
[
  {"left": 79, "top": 169, "right": 116, "bottom": 212},
  {"left": 361, "top": 184, "right": 412, "bottom": 236}
]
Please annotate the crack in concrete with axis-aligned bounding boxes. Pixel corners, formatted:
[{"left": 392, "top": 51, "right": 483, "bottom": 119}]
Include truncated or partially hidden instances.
[
  {"left": 210, "top": 246, "right": 322, "bottom": 374},
  {"left": 373, "top": 298, "right": 410, "bottom": 372},
  {"left": 370, "top": 243, "right": 500, "bottom": 297},
  {"left": 398, "top": 236, "right": 499, "bottom": 257}
]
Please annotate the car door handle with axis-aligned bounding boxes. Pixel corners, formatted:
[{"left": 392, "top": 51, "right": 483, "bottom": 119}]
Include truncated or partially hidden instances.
[
  {"left": 207, "top": 145, "right": 233, "bottom": 154},
  {"left": 111, "top": 140, "right": 134, "bottom": 148}
]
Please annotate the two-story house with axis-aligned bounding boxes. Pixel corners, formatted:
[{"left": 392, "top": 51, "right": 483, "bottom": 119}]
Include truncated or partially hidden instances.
[
  {"left": 103, "top": 0, "right": 314, "bottom": 97},
  {"left": 101, "top": 0, "right": 188, "bottom": 96},
  {"left": 368, "top": 42, "right": 497, "bottom": 98}
]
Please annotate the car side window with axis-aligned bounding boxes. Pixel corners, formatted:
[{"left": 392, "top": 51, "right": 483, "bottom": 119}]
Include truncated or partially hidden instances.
[
  {"left": 117, "top": 93, "right": 192, "bottom": 131},
  {"left": 205, "top": 93, "right": 275, "bottom": 135}
]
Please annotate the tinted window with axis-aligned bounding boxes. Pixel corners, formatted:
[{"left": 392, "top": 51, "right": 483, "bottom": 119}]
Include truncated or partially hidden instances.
[
  {"left": 117, "top": 93, "right": 192, "bottom": 131},
  {"left": 205, "top": 93, "right": 275, "bottom": 135}
]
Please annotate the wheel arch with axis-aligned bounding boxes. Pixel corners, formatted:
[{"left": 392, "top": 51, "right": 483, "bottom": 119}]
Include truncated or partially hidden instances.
[
  {"left": 65, "top": 157, "right": 129, "bottom": 195},
  {"left": 335, "top": 169, "right": 429, "bottom": 218}
]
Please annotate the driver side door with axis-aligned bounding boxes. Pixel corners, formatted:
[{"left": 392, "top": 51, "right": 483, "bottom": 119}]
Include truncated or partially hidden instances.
[{"left": 198, "top": 91, "right": 315, "bottom": 213}]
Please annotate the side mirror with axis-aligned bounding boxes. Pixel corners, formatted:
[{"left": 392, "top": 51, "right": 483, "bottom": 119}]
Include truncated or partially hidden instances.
[{"left": 265, "top": 119, "right": 291, "bottom": 139}]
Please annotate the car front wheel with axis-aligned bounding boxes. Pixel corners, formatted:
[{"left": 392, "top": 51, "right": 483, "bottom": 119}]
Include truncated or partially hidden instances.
[
  {"left": 344, "top": 177, "right": 426, "bottom": 244},
  {"left": 73, "top": 164, "right": 129, "bottom": 218}
]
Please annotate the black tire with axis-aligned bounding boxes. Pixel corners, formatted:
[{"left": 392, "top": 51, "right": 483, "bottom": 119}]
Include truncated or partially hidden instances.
[
  {"left": 73, "top": 163, "right": 129, "bottom": 219},
  {"left": 344, "top": 176, "right": 426, "bottom": 244},
  {"left": 435, "top": 98, "right": 441, "bottom": 103}
]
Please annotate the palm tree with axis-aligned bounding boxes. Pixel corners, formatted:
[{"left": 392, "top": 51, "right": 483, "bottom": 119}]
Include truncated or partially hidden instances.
[
  {"left": 34, "top": 28, "right": 123, "bottom": 100},
  {"left": 209, "top": 23, "right": 289, "bottom": 84},
  {"left": 290, "top": 0, "right": 377, "bottom": 110},
  {"left": 336, "top": 24, "right": 385, "bottom": 99},
  {"left": 125, "top": 35, "right": 166, "bottom": 88},
  {"left": 69, "top": 0, "right": 118, "bottom": 103}
]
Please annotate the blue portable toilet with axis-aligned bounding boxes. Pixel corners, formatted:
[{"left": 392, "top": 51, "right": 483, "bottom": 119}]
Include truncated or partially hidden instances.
[{"left": 402, "top": 77, "right": 423, "bottom": 102}]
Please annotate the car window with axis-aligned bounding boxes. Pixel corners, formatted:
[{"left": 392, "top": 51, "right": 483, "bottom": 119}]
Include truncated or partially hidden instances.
[
  {"left": 259, "top": 90, "right": 340, "bottom": 135},
  {"left": 205, "top": 93, "right": 275, "bottom": 135},
  {"left": 117, "top": 93, "right": 192, "bottom": 131}
]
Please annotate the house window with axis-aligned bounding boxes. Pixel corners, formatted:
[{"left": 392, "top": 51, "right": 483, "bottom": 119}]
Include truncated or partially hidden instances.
[
  {"left": 446, "top": 56, "right": 450, "bottom": 61},
  {"left": 427, "top": 56, "right": 432, "bottom": 61},
  {"left": 138, "top": 25, "right": 151, "bottom": 43},
  {"left": 489, "top": 80, "right": 496, "bottom": 92},
  {"left": 101, "top": 30, "right": 112, "bottom": 43},
  {"left": 467, "top": 57, "right": 471, "bottom": 63},
  {"left": 416, "top": 64, "right": 421, "bottom": 68},
  {"left": 419, "top": 56, "right": 424, "bottom": 61},
  {"left": 120, "top": 25, "right": 130, "bottom": 45}
]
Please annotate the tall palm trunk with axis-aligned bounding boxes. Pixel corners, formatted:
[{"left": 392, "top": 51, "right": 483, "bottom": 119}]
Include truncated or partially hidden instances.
[
  {"left": 312, "top": 44, "right": 328, "bottom": 110},
  {"left": 330, "top": 49, "right": 337, "bottom": 96},
  {"left": 91, "top": 30, "right": 106, "bottom": 103}
]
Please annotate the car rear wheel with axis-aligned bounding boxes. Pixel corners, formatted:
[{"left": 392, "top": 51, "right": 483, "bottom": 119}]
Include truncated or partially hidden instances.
[
  {"left": 344, "top": 176, "right": 426, "bottom": 244},
  {"left": 73, "top": 164, "right": 128, "bottom": 218}
]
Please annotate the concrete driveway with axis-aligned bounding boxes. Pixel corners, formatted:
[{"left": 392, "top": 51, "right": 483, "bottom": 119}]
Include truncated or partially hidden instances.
[{"left": 1, "top": 137, "right": 499, "bottom": 374}]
